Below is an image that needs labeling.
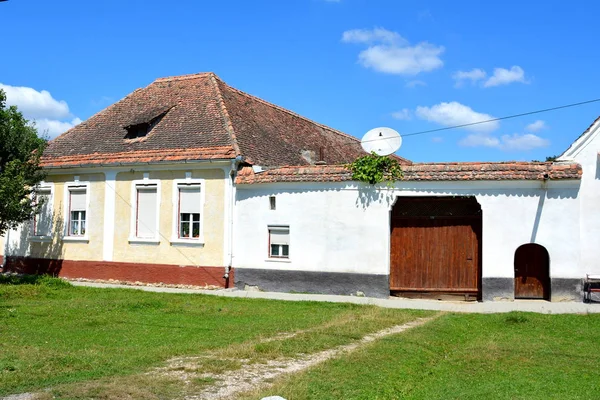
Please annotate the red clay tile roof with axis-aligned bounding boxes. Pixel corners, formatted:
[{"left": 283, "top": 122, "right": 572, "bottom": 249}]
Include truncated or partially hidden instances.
[
  {"left": 235, "top": 162, "right": 582, "bottom": 184},
  {"left": 214, "top": 78, "right": 410, "bottom": 167},
  {"left": 43, "top": 72, "right": 410, "bottom": 168}
]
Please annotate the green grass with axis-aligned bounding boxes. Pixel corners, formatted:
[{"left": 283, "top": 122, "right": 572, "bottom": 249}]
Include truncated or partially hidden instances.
[
  {"left": 0, "top": 275, "right": 428, "bottom": 398},
  {"left": 243, "top": 312, "right": 600, "bottom": 400},
  {"left": 4, "top": 275, "right": 599, "bottom": 400}
]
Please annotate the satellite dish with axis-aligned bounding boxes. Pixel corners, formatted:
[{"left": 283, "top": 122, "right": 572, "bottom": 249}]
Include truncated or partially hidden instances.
[{"left": 361, "top": 127, "right": 402, "bottom": 156}]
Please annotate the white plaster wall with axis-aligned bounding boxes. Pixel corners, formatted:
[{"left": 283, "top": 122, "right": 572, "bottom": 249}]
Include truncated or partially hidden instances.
[
  {"left": 234, "top": 185, "right": 391, "bottom": 274},
  {"left": 564, "top": 121, "right": 600, "bottom": 276},
  {"left": 234, "top": 179, "right": 581, "bottom": 280}
]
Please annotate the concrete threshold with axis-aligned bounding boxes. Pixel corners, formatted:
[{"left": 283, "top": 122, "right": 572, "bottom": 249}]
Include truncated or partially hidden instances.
[{"left": 69, "top": 281, "right": 600, "bottom": 315}]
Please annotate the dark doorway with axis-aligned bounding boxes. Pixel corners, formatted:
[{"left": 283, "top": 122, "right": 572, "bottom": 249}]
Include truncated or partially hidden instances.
[
  {"left": 390, "top": 196, "right": 482, "bottom": 299},
  {"left": 514, "top": 243, "right": 550, "bottom": 300}
]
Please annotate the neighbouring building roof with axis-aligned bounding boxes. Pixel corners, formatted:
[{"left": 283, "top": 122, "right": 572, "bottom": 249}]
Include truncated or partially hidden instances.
[
  {"left": 235, "top": 161, "right": 582, "bottom": 184},
  {"left": 558, "top": 115, "right": 600, "bottom": 160},
  {"left": 42, "top": 72, "right": 411, "bottom": 168}
]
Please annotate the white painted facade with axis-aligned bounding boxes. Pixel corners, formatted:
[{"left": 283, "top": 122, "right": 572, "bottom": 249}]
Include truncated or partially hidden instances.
[
  {"left": 233, "top": 180, "right": 582, "bottom": 281},
  {"left": 559, "top": 117, "right": 600, "bottom": 277}
]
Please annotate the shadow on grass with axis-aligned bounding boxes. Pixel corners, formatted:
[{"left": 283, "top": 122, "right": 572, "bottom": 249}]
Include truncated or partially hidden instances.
[{"left": 0, "top": 273, "right": 71, "bottom": 287}]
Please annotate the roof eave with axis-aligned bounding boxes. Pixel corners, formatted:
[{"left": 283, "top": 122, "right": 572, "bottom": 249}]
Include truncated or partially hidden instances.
[{"left": 42, "top": 157, "right": 236, "bottom": 170}]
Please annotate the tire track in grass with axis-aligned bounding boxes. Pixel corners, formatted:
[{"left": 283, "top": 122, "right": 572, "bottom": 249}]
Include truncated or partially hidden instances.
[{"left": 185, "top": 316, "right": 438, "bottom": 400}]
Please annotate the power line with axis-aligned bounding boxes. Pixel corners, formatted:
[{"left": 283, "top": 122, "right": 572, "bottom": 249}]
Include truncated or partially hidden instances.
[{"left": 357, "top": 97, "right": 600, "bottom": 145}]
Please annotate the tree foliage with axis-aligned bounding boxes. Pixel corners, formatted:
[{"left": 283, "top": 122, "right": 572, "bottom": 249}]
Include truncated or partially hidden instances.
[
  {"left": 349, "top": 152, "right": 404, "bottom": 185},
  {"left": 0, "top": 89, "right": 47, "bottom": 236}
]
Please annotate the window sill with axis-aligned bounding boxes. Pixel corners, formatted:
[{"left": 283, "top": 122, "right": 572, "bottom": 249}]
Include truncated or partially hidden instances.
[
  {"left": 63, "top": 236, "right": 89, "bottom": 243},
  {"left": 28, "top": 236, "right": 53, "bottom": 243},
  {"left": 170, "top": 238, "right": 205, "bottom": 246},
  {"left": 128, "top": 238, "right": 160, "bottom": 245},
  {"left": 265, "top": 258, "right": 292, "bottom": 263}
]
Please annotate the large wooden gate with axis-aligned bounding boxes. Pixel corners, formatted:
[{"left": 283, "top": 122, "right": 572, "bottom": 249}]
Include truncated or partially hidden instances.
[{"left": 390, "top": 197, "right": 482, "bottom": 297}]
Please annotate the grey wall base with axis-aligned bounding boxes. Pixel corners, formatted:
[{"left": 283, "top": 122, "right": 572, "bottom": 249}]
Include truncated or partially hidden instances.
[
  {"left": 482, "top": 278, "right": 514, "bottom": 302},
  {"left": 482, "top": 277, "right": 583, "bottom": 302},
  {"left": 551, "top": 278, "right": 582, "bottom": 302},
  {"left": 235, "top": 268, "right": 390, "bottom": 299}
]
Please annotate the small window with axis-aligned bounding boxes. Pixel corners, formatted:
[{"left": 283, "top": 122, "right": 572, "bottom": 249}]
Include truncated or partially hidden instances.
[
  {"left": 136, "top": 185, "right": 158, "bottom": 238},
  {"left": 269, "top": 226, "right": 289, "bottom": 258},
  {"left": 68, "top": 188, "right": 87, "bottom": 236},
  {"left": 269, "top": 196, "right": 276, "bottom": 210},
  {"left": 178, "top": 184, "right": 201, "bottom": 239},
  {"left": 33, "top": 188, "right": 52, "bottom": 236},
  {"left": 125, "top": 123, "right": 150, "bottom": 139}
]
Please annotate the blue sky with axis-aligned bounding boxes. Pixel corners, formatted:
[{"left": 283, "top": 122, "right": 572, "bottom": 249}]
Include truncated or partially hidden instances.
[{"left": 1, "top": 0, "right": 599, "bottom": 162}]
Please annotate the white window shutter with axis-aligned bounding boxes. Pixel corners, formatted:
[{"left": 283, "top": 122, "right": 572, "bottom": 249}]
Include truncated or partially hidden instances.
[
  {"left": 36, "top": 190, "right": 52, "bottom": 235},
  {"left": 270, "top": 229, "right": 289, "bottom": 245},
  {"left": 179, "top": 185, "right": 201, "bottom": 214},
  {"left": 70, "top": 190, "right": 86, "bottom": 211},
  {"left": 137, "top": 187, "right": 157, "bottom": 238}
]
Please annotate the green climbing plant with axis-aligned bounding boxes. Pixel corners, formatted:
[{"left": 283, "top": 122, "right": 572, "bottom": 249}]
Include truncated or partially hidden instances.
[{"left": 349, "top": 152, "right": 403, "bottom": 185}]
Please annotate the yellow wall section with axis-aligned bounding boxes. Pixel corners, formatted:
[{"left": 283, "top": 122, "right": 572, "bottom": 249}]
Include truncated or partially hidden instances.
[
  {"left": 28, "top": 173, "right": 106, "bottom": 261},
  {"left": 113, "top": 169, "right": 225, "bottom": 266}
]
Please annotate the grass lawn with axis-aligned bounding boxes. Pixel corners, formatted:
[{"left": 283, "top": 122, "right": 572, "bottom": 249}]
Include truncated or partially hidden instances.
[
  {"left": 0, "top": 275, "right": 427, "bottom": 398},
  {"left": 244, "top": 312, "right": 600, "bottom": 400},
  {"left": 2, "top": 276, "right": 600, "bottom": 399}
]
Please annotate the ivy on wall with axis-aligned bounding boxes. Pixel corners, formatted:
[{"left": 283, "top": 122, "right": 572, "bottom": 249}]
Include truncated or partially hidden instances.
[{"left": 348, "top": 152, "right": 403, "bottom": 185}]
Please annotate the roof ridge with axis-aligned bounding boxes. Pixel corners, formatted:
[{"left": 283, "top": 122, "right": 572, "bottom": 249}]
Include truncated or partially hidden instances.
[
  {"left": 412, "top": 161, "right": 556, "bottom": 166},
  {"left": 209, "top": 74, "right": 242, "bottom": 159},
  {"left": 154, "top": 72, "right": 214, "bottom": 83},
  {"left": 212, "top": 76, "right": 362, "bottom": 145}
]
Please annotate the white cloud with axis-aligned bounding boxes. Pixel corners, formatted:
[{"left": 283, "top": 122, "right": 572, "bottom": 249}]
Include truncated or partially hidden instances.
[
  {"left": 0, "top": 83, "right": 70, "bottom": 119},
  {"left": 453, "top": 68, "right": 486, "bottom": 87},
  {"left": 415, "top": 101, "right": 499, "bottom": 133},
  {"left": 459, "top": 134, "right": 500, "bottom": 148},
  {"left": 406, "top": 80, "right": 426, "bottom": 88},
  {"left": 31, "top": 118, "right": 82, "bottom": 139},
  {"left": 483, "top": 66, "right": 528, "bottom": 87},
  {"left": 0, "top": 83, "right": 80, "bottom": 139},
  {"left": 391, "top": 108, "right": 411, "bottom": 120},
  {"left": 431, "top": 136, "right": 444, "bottom": 143},
  {"left": 525, "top": 120, "right": 546, "bottom": 132},
  {"left": 459, "top": 132, "right": 549, "bottom": 151},
  {"left": 342, "top": 28, "right": 403, "bottom": 45},
  {"left": 499, "top": 133, "right": 549, "bottom": 150},
  {"left": 342, "top": 28, "right": 444, "bottom": 76}
]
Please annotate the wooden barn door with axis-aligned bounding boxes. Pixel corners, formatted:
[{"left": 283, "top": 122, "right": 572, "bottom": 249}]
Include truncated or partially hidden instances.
[
  {"left": 390, "top": 197, "right": 482, "bottom": 297},
  {"left": 514, "top": 244, "right": 550, "bottom": 299}
]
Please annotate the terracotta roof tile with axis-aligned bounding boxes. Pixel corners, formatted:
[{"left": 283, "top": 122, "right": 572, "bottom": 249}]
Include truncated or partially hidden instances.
[
  {"left": 235, "top": 162, "right": 582, "bottom": 184},
  {"left": 41, "top": 147, "right": 235, "bottom": 168},
  {"left": 43, "top": 72, "right": 407, "bottom": 168}
]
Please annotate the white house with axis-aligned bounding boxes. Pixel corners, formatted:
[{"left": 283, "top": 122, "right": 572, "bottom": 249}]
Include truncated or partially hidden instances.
[{"left": 232, "top": 119, "right": 600, "bottom": 302}]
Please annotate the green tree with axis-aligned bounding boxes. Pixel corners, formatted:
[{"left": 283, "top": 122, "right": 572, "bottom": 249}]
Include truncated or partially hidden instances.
[{"left": 0, "top": 89, "right": 47, "bottom": 236}]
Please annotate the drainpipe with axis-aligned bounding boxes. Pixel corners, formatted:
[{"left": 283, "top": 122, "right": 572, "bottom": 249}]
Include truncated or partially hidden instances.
[{"left": 223, "top": 155, "right": 244, "bottom": 286}]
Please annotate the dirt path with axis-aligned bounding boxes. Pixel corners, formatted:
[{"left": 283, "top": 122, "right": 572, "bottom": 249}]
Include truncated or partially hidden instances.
[{"left": 179, "top": 316, "right": 435, "bottom": 400}]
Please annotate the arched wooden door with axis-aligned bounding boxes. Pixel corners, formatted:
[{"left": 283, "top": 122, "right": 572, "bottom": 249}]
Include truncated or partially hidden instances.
[{"left": 514, "top": 243, "right": 550, "bottom": 299}]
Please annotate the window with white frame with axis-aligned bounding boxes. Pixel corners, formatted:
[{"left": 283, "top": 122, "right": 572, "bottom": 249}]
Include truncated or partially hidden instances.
[
  {"left": 135, "top": 184, "right": 158, "bottom": 238},
  {"left": 269, "top": 226, "right": 289, "bottom": 258},
  {"left": 68, "top": 187, "right": 87, "bottom": 236},
  {"left": 33, "top": 187, "right": 52, "bottom": 236},
  {"left": 178, "top": 184, "right": 201, "bottom": 239}
]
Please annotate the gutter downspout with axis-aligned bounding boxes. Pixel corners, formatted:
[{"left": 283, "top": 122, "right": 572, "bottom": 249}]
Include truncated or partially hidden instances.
[{"left": 224, "top": 155, "right": 244, "bottom": 287}]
